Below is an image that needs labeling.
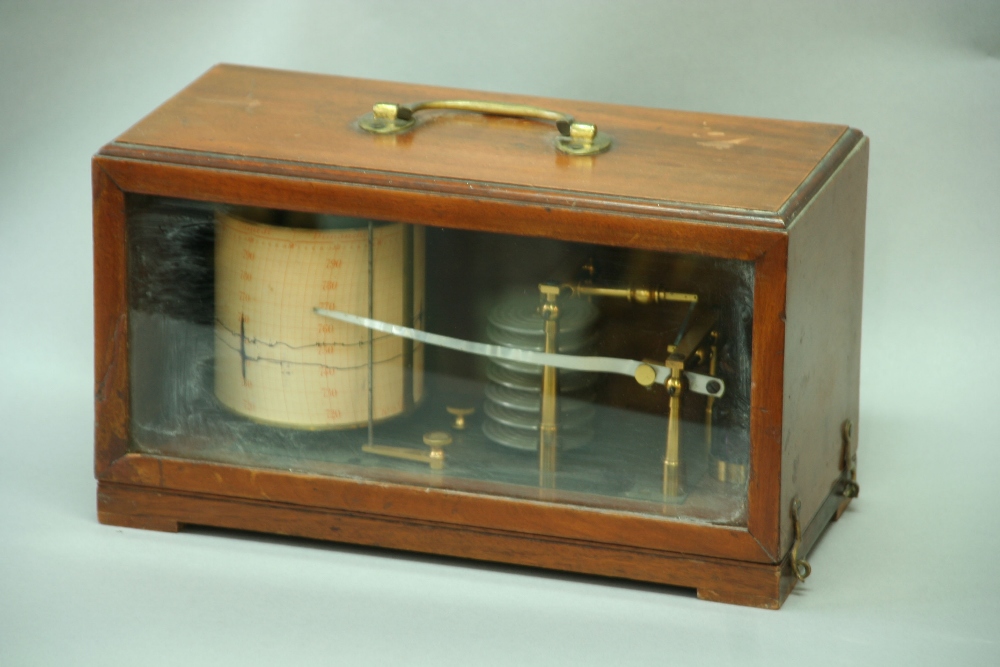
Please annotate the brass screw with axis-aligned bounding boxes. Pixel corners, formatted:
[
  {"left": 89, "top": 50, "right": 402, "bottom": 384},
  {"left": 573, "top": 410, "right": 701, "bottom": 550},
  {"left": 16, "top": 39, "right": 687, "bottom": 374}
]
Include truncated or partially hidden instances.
[{"left": 446, "top": 407, "right": 475, "bottom": 430}]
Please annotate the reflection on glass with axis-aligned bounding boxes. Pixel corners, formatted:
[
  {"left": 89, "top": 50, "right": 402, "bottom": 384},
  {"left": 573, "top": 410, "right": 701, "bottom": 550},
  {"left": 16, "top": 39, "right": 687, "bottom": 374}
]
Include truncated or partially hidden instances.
[{"left": 128, "top": 196, "right": 754, "bottom": 524}]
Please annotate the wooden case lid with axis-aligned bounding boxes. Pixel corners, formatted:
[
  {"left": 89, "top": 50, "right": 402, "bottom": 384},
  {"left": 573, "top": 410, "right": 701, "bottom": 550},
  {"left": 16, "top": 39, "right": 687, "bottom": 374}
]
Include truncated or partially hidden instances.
[{"left": 109, "top": 64, "right": 862, "bottom": 229}]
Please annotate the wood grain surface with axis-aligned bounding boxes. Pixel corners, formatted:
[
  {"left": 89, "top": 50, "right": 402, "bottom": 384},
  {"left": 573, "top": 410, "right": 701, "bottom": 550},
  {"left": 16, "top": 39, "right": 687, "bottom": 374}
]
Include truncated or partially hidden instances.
[
  {"left": 780, "top": 139, "right": 869, "bottom": 554},
  {"left": 92, "top": 163, "right": 129, "bottom": 476},
  {"left": 112, "top": 64, "right": 851, "bottom": 223}
]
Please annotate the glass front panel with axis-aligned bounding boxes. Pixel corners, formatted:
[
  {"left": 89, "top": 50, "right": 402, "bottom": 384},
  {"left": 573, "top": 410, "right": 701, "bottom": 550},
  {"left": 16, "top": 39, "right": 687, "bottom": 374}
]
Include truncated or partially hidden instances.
[{"left": 127, "top": 196, "right": 754, "bottom": 525}]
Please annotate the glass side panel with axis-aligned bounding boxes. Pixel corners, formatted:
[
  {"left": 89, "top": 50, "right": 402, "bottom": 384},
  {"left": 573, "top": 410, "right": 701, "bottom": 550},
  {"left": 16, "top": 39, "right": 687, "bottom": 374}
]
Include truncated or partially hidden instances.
[{"left": 127, "top": 196, "right": 754, "bottom": 525}]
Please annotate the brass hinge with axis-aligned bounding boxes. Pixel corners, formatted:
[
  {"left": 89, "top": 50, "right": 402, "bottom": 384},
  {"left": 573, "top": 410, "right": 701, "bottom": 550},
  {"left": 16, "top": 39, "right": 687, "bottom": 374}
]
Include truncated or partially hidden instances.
[
  {"left": 841, "top": 420, "right": 860, "bottom": 498},
  {"left": 790, "top": 497, "right": 812, "bottom": 582}
]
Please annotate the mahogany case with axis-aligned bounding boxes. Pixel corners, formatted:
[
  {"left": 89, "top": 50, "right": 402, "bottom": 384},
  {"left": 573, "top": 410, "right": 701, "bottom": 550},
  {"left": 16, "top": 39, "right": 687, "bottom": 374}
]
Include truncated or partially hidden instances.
[{"left": 93, "top": 64, "right": 868, "bottom": 608}]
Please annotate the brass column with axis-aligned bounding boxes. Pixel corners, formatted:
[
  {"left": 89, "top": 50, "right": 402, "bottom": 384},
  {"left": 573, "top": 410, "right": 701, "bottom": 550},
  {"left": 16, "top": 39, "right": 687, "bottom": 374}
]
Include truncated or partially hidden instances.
[
  {"left": 664, "top": 363, "right": 684, "bottom": 498},
  {"left": 704, "top": 330, "right": 718, "bottom": 457},
  {"left": 538, "top": 283, "right": 561, "bottom": 488}
]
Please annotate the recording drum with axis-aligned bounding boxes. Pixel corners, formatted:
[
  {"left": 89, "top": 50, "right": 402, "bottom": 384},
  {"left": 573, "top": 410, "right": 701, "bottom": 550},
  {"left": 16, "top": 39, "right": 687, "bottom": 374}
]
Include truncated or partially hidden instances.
[{"left": 213, "top": 209, "right": 424, "bottom": 429}]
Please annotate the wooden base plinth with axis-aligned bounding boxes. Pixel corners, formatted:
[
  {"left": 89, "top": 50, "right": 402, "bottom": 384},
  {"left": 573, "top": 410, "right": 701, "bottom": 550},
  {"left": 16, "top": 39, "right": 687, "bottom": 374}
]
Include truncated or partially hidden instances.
[{"left": 97, "top": 481, "right": 806, "bottom": 609}]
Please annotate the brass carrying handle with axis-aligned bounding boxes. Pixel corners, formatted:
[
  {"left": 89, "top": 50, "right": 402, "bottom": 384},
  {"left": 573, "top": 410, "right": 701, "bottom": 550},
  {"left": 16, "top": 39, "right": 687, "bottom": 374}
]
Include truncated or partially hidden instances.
[{"left": 358, "top": 100, "right": 612, "bottom": 156}]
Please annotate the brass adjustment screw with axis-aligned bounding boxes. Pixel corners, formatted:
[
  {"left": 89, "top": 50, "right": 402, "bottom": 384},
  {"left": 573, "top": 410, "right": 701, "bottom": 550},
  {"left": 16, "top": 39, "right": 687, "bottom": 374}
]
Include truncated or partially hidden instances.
[
  {"left": 446, "top": 407, "right": 475, "bottom": 430},
  {"left": 423, "top": 431, "right": 453, "bottom": 470}
]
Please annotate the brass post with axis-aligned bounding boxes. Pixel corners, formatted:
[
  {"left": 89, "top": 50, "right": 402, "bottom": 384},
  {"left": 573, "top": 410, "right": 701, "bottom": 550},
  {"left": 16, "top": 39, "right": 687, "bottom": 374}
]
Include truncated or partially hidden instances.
[
  {"left": 705, "top": 330, "right": 718, "bottom": 458},
  {"left": 538, "top": 283, "right": 561, "bottom": 489},
  {"left": 446, "top": 406, "right": 475, "bottom": 430},
  {"left": 714, "top": 459, "right": 748, "bottom": 485},
  {"left": 664, "top": 365, "right": 683, "bottom": 498}
]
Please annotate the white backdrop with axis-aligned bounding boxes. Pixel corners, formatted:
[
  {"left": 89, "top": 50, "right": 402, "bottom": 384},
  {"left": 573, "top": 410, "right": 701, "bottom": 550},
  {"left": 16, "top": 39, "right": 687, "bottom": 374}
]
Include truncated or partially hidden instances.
[{"left": 1, "top": 1, "right": 998, "bottom": 664}]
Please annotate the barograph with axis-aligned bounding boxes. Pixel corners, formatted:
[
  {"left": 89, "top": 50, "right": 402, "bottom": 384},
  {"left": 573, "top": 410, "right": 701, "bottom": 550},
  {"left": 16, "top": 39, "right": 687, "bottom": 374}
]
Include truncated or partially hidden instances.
[{"left": 93, "top": 65, "right": 867, "bottom": 608}]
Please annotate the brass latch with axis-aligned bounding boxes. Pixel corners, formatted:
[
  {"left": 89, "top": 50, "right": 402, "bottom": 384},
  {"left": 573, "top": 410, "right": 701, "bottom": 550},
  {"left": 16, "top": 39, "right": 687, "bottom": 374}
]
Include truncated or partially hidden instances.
[
  {"left": 790, "top": 497, "right": 812, "bottom": 582},
  {"left": 358, "top": 100, "right": 612, "bottom": 156},
  {"left": 841, "top": 419, "right": 860, "bottom": 498}
]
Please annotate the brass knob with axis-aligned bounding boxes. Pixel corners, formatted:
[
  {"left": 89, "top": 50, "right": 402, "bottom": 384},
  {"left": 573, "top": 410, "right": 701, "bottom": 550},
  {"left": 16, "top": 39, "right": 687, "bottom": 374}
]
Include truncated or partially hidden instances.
[
  {"left": 633, "top": 363, "right": 657, "bottom": 387},
  {"left": 423, "top": 430, "right": 453, "bottom": 470},
  {"left": 446, "top": 406, "right": 475, "bottom": 430}
]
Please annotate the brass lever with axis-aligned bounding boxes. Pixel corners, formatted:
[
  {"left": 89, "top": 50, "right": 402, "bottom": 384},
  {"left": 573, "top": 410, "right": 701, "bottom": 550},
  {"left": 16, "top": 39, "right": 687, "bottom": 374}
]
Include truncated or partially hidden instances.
[
  {"left": 362, "top": 431, "right": 453, "bottom": 470},
  {"left": 358, "top": 100, "right": 612, "bottom": 156}
]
